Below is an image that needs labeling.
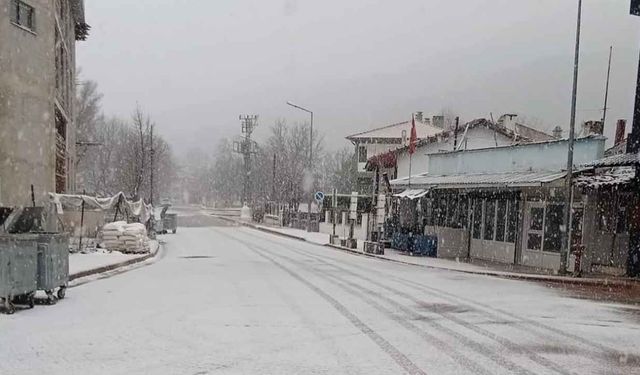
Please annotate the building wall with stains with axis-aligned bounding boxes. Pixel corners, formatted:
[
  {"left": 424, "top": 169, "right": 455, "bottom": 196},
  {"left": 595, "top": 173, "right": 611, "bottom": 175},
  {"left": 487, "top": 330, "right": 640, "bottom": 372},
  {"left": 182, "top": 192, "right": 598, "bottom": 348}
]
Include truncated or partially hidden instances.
[{"left": 0, "top": 0, "right": 79, "bottom": 207}]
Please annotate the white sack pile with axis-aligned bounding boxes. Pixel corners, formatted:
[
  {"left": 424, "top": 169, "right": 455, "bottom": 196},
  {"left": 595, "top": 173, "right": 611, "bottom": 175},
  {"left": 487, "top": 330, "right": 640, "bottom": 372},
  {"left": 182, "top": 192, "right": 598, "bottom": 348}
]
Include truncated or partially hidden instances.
[{"left": 101, "top": 221, "right": 150, "bottom": 254}]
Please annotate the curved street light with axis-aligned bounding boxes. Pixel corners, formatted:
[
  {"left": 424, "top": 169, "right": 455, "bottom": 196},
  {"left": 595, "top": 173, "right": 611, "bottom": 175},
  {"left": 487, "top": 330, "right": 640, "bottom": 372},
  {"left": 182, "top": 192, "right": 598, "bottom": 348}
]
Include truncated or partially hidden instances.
[{"left": 287, "top": 101, "right": 314, "bottom": 232}]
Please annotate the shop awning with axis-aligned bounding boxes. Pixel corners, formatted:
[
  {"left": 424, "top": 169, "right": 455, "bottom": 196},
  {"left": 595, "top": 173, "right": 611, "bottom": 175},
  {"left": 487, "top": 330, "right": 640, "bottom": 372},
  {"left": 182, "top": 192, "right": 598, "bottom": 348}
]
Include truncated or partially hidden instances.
[
  {"left": 390, "top": 170, "right": 567, "bottom": 189},
  {"left": 393, "top": 189, "right": 429, "bottom": 199},
  {"left": 574, "top": 166, "right": 636, "bottom": 189}
]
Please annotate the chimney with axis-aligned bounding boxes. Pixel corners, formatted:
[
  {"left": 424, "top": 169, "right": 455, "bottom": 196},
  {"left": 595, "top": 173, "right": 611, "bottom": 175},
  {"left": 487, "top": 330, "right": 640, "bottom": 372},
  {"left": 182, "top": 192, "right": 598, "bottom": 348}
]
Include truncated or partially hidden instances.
[
  {"left": 415, "top": 111, "right": 423, "bottom": 123},
  {"left": 500, "top": 113, "right": 518, "bottom": 131},
  {"left": 582, "top": 120, "right": 604, "bottom": 136},
  {"left": 432, "top": 115, "right": 444, "bottom": 128},
  {"left": 614, "top": 119, "right": 627, "bottom": 146},
  {"left": 552, "top": 126, "right": 563, "bottom": 139}
]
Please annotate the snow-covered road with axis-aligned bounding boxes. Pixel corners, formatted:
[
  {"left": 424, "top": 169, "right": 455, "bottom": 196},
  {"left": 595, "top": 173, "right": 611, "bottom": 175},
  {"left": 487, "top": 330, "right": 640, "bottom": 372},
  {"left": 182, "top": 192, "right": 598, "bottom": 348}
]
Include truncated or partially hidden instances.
[{"left": 1, "top": 223, "right": 639, "bottom": 374}]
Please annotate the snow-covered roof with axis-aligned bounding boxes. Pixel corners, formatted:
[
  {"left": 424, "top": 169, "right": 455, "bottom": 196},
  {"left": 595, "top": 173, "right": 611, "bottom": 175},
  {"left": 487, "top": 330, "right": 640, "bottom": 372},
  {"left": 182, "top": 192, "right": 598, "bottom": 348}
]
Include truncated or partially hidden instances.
[
  {"left": 514, "top": 123, "right": 556, "bottom": 142},
  {"left": 574, "top": 166, "right": 636, "bottom": 189},
  {"left": 391, "top": 170, "right": 567, "bottom": 189},
  {"left": 393, "top": 189, "right": 429, "bottom": 199},
  {"left": 382, "top": 118, "right": 555, "bottom": 157},
  {"left": 345, "top": 119, "right": 443, "bottom": 143},
  {"left": 584, "top": 152, "right": 640, "bottom": 168}
]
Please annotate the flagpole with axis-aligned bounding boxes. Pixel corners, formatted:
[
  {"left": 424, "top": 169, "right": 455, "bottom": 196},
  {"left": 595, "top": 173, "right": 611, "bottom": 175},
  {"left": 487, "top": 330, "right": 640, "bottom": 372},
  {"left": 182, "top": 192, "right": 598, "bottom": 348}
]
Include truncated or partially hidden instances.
[
  {"left": 408, "top": 113, "right": 414, "bottom": 188},
  {"left": 408, "top": 153, "right": 412, "bottom": 187}
]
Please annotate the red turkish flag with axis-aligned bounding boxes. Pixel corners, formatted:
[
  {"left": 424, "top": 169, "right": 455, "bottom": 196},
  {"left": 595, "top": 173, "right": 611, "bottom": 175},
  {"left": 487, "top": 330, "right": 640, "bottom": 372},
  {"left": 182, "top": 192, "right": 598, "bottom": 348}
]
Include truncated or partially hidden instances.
[{"left": 409, "top": 115, "right": 417, "bottom": 155}]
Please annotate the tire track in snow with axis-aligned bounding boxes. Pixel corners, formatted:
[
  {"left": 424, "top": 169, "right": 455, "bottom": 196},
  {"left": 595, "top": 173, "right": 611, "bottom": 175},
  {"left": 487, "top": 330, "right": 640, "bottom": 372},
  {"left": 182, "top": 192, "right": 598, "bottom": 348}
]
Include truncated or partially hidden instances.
[
  {"left": 236, "top": 229, "right": 593, "bottom": 374},
  {"left": 214, "top": 229, "right": 428, "bottom": 375},
  {"left": 246, "top": 247, "right": 364, "bottom": 375},
  {"left": 240, "top": 228, "right": 621, "bottom": 356},
  {"left": 231, "top": 233, "right": 541, "bottom": 375}
]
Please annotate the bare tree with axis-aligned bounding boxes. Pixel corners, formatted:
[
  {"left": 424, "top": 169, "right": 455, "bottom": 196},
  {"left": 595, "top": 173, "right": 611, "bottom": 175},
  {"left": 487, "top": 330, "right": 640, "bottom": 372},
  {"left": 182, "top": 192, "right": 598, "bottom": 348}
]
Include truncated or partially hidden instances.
[
  {"left": 322, "top": 148, "right": 357, "bottom": 193},
  {"left": 131, "top": 105, "right": 152, "bottom": 199},
  {"left": 74, "top": 79, "right": 104, "bottom": 191},
  {"left": 439, "top": 107, "right": 460, "bottom": 130}
]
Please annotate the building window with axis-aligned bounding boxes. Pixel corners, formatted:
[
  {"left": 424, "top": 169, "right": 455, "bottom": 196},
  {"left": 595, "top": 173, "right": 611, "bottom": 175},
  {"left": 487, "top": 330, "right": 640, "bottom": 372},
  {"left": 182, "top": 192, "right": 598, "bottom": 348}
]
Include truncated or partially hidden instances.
[
  {"left": 458, "top": 196, "right": 468, "bottom": 229},
  {"left": 358, "top": 146, "right": 367, "bottom": 163},
  {"left": 424, "top": 198, "right": 434, "bottom": 226},
  {"left": 55, "top": 109, "right": 67, "bottom": 193},
  {"left": 597, "top": 194, "right": 614, "bottom": 232},
  {"left": 10, "top": 0, "right": 36, "bottom": 32},
  {"left": 616, "top": 196, "right": 629, "bottom": 234},
  {"left": 483, "top": 199, "right": 496, "bottom": 240},
  {"left": 526, "top": 205, "right": 544, "bottom": 251},
  {"left": 472, "top": 199, "right": 482, "bottom": 239},
  {"left": 506, "top": 200, "right": 519, "bottom": 243},
  {"left": 435, "top": 196, "right": 447, "bottom": 227},
  {"left": 542, "top": 204, "right": 564, "bottom": 253},
  {"left": 447, "top": 195, "right": 458, "bottom": 228},
  {"left": 495, "top": 199, "right": 507, "bottom": 242}
]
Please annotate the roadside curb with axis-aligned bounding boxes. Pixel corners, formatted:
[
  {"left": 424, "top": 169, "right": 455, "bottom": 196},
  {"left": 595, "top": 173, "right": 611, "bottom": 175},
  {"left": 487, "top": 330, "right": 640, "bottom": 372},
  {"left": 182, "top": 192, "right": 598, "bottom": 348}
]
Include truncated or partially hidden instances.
[
  {"left": 69, "top": 241, "right": 162, "bottom": 281},
  {"left": 214, "top": 215, "right": 639, "bottom": 288},
  {"left": 216, "top": 215, "right": 309, "bottom": 242}
]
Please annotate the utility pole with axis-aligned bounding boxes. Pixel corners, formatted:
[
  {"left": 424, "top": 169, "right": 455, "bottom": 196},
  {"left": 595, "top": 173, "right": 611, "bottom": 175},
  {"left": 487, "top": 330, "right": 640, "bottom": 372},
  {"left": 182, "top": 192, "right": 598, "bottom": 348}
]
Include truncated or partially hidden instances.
[
  {"left": 149, "top": 124, "right": 154, "bottom": 206},
  {"left": 234, "top": 115, "right": 258, "bottom": 206},
  {"left": 560, "top": 0, "right": 582, "bottom": 275},
  {"left": 602, "top": 46, "right": 613, "bottom": 130},
  {"left": 626, "top": 0, "right": 640, "bottom": 276},
  {"left": 272, "top": 153, "right": 276, "bottom": 202}
]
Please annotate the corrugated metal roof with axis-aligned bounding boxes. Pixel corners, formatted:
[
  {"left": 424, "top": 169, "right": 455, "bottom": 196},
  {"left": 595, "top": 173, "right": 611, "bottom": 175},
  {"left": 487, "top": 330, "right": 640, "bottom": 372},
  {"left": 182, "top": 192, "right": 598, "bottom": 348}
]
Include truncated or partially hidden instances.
[
  {"left": 574, "top": 166, "right": 636, "bottom": 189},
  {"left": 391, "top": 170, "right": 567, "bottom": 189},
  {"left": 393, "top": 189, "right": 429, "bottom": 199},
  {"left": 584, "top": 152, "right": 639, "bottom": 168}
]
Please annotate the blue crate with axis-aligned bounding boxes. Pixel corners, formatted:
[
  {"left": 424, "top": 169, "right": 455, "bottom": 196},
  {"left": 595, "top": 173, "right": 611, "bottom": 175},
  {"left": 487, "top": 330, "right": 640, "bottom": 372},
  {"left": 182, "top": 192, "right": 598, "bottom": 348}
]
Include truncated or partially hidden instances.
[
  {"left": 391, "top": 232, "right": 411, "bottom": 252},
  {"left": 411, "top": 234, "right": 438, "bottom": 257}
]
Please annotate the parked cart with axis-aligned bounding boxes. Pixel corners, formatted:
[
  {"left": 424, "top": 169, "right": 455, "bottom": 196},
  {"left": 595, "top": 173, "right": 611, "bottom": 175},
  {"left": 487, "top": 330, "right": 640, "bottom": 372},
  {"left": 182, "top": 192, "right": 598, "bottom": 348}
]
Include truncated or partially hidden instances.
[
  {"left": 163, "top": 213, "right": 178, "bottom": 234},
  {"left": 35, "top": 233, "right": 69, "bottom": 304},
  {"left": 157, "top": 204, "right": 177, "bottom": 234},
  {"left": 0, "top": 235, "right": 38, "bottom": 314}
]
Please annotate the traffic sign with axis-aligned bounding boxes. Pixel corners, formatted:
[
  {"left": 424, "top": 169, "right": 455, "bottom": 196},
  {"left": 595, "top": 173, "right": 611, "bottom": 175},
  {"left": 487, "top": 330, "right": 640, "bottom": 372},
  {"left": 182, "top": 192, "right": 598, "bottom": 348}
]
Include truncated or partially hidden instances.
[{"left": 314, "top": 191, "right": 325, "bottom": 203}]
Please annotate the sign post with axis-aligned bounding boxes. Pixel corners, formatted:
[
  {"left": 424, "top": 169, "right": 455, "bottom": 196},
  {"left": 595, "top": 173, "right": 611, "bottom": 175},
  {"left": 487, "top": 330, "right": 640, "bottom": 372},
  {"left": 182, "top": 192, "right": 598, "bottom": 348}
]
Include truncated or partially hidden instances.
[
  {"left": 349, "top": 192, "right": 358, "bottom": 241},
  {"left": 314, "top": 191, "right": 325, "bottom": 234},
  {"left": 332, "top": 189, "right": 337, "bottom": 237}
]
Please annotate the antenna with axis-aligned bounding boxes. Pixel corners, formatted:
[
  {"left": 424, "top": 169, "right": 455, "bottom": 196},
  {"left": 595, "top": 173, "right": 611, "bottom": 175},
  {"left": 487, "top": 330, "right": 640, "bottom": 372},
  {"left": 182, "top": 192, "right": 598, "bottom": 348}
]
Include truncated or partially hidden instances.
[
  {"left": 490, "top": 112, "right": 498, "bottom": 147},
  {"left": 602, "top": 46, "right": 613, "bottom": 131}
]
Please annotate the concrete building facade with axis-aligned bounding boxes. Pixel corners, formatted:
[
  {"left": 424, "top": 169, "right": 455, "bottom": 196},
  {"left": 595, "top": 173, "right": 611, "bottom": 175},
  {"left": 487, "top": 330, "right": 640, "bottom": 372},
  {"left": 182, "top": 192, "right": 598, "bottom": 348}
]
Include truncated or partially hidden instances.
[{"left": 0, "top": 0, "right": 88, "bottom": 207}]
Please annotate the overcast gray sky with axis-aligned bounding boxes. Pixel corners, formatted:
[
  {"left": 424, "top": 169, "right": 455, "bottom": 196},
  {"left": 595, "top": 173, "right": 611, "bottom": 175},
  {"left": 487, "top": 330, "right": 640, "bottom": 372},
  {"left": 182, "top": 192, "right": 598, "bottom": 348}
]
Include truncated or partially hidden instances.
[{"left": 78, "top": 0, "right": 640, "bottom": 155}]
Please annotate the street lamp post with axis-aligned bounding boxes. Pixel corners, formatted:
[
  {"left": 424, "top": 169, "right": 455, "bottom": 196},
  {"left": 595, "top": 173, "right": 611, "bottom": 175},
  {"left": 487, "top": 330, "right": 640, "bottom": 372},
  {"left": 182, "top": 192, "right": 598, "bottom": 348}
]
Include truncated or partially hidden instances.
[{"left": 287, "top": 101, "right": 314, "bottom": 232}]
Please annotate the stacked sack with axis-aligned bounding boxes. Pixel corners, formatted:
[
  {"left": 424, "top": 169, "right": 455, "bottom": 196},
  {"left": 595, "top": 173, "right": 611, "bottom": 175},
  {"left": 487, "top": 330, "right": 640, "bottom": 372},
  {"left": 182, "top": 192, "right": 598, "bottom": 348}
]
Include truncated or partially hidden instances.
[
  {"left": 100, "top": 221, "right": 150, "bottom": 254},
  {"left": 101, "top": 221, "right": 127, "bottom": 252},
  {"left": 121, "top": 223, "right": 151, "bottom": 254}
]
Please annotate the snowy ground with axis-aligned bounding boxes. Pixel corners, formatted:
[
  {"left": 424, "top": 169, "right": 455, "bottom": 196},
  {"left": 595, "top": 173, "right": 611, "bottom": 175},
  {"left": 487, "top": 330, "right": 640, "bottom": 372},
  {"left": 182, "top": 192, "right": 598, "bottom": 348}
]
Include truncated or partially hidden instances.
[
  {"left": 69, "top": 244, "right": 157, "bottom": 276},
  {"left": 1, "top": 213, "right": 640, "bottom": 374}
]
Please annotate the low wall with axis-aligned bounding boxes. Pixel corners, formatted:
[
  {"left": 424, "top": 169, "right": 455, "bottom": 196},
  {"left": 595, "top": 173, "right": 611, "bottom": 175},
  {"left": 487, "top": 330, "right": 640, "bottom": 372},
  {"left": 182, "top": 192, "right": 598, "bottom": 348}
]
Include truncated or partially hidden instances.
[
  {"left": 425, "top": 226, "right": 468, "bottom": 258},
  {"left": 470, "top": 239, "right": 515, "bottom": 264},
  {"left": 319, "top": 211, "right": 368, "bottom": 240}
]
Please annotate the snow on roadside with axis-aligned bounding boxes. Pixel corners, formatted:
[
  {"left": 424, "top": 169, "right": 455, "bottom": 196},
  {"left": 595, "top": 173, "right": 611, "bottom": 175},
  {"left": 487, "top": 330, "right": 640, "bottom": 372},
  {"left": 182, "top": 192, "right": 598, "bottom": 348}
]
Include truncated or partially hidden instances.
[{"left": 69, "top": 240, "right": 159, "bottom": 275}]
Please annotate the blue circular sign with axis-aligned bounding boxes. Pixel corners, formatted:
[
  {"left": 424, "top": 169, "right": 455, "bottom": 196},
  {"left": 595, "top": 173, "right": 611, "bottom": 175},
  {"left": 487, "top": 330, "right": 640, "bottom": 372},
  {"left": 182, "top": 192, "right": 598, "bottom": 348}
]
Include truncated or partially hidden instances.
[{"left": 315, "top": 191, "right": 325, "bottom": 202}]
